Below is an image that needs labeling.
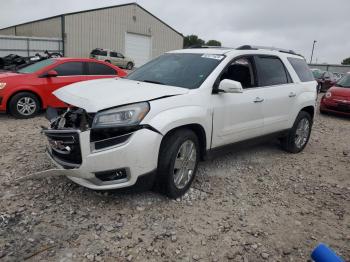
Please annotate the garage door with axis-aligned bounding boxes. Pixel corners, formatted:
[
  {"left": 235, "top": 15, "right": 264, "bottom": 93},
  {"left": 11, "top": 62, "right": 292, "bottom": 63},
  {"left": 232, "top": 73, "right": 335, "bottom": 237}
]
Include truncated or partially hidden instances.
[{"left": 125, "top": 33, "right": 151, "bottom": 67}]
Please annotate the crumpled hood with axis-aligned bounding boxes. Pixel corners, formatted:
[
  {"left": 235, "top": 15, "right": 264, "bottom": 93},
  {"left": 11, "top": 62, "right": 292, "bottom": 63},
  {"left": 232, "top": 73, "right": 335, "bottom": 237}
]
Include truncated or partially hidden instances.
[{"left": 53, "top": 78, "right": 189, "bottom": 112}]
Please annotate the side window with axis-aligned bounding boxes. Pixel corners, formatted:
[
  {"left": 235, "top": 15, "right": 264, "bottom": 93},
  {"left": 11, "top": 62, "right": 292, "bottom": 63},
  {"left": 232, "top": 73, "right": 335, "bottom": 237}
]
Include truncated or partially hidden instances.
[
  {"left": 53, "top": 62, "right": 84, "bottom": 76},
  {"left": 117, "top": 53, "right": 124, "bottom": 58},
  {"left": 110, "top": 52, "right": 118, "bottom": 58},
  {"left": 220, "top": 56, "right": 257, "bottom": 89},
  {"left": 87, "top": 62, "right": 117, "bottom": 75},
  {"left": 255, "top": 56, "right": 290, "bottom": 86},
  {"left": 287, "top": 57, "right": 314, "bottom": 82}
]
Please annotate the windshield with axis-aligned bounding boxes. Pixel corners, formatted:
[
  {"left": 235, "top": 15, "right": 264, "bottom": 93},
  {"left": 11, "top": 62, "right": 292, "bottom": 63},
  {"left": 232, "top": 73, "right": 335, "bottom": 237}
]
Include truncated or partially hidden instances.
[
  {"left": 17, "top": 59, "right": 56, "bottom": 74},
  {"left": 311, "top": 70, "right": 323, "bottom": 79},
  {"left": 336, "top": 74, "right": 350, "bottom": 88},
  {"left": 126, "top": 53, "right": 224, "bottom": 89}
]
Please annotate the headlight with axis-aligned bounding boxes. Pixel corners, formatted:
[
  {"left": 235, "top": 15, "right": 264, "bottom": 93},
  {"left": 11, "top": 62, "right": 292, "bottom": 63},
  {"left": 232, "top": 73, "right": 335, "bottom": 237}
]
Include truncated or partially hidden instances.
[
  {"left": 92, "top": 102, "right": 150, "bottom": 128},
  {"left": 0, "top": 83, "right": 6, "bottom": 89},
  {"left": 325, "top": 91, "right": 332, "bottom": 98}
]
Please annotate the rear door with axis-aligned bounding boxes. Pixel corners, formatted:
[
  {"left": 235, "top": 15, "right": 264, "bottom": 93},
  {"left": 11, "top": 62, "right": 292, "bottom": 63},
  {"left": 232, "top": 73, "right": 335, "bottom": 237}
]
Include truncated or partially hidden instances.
[
  {"left": 44, "top": 61, "right": 86, "bottom": 107},
  {"left": 110, "top": 51, "right": 122, "bottom": 67},
  {"left": 85, "top": 62, "right": 118, "bottom": 79},
  {"left": 254, "top": 55, "right": 297, "bottom": 134},
  {"left": 211, "top": 56, "right": 264, "bottom": 147}
]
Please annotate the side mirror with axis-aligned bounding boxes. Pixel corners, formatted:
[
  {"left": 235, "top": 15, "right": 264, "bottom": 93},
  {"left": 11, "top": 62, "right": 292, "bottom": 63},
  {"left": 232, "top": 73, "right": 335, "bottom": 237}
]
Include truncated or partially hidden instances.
[
  {"left": 45, "top": 70, "right": 58, "bottom": 77},
  {"left": 218, "top": 79, "right": 243, "bottom": 93}
]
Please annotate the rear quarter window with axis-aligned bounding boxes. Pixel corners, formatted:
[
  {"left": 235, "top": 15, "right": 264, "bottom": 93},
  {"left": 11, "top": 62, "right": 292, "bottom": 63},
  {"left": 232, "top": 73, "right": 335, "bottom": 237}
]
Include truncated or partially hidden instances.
[{"left": 288, "top": 57, "right": 314, "bottom": 82}]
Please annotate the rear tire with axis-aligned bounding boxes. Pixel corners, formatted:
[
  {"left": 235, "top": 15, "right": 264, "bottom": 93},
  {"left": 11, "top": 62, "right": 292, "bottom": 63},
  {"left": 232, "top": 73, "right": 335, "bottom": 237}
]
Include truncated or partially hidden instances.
[
  {"left": 281, "top": 111, "right": 312, "bottom": 153},
  {"left": 126, "top": 62, "right": 133, "bottom": 70},
  {"left": 105, "top": 60, "right": 111, "bottom": 63},
  {"left": 156, "top": 129, "right": 200, "bottom": 199},
  {"left": 9, "top": 92, "right": 40, "bottom": 119}
]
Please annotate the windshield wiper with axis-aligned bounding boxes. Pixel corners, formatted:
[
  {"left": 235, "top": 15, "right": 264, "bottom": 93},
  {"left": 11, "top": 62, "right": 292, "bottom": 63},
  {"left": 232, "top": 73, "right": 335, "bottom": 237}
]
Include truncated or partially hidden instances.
[{"left": 142, "top": 80, "right": 165, "bottom": 85}]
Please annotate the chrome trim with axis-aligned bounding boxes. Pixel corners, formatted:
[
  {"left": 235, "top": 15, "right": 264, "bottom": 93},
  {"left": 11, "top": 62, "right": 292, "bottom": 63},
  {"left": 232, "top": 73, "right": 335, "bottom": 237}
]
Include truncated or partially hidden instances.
[
  {"left": 90, "top": 132, "right": 133, "bottom": 153},
  {"left": 46, "top": 148, "right": 80, "bottom": 169}
]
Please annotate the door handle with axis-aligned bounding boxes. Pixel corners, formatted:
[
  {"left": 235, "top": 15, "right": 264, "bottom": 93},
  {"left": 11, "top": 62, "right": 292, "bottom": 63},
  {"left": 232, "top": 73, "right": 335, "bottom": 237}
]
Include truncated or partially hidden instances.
[
  {"left": 289, "top": 92, "right": 296, "bottom": 98},
  {"left": 253, "top": 97, "right": 264, "bottom": 103}
]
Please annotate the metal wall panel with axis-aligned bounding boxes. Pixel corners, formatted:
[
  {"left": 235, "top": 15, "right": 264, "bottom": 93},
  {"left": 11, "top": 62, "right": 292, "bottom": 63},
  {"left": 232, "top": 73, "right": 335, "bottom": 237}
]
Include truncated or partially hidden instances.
[
  {"left": 15, "top": 17, "right": 62, "bottom": 38},
  {"left": 0, "top": 27, "right": 16, "bottom": 35},
  {"left": 309, "top": 64, "right": 350, "bottom": 74},
  {"left": 0, "top": 35, "right": 63, "bottom": 57},
  {"left": 64, "top": 4, "right": 183, "bottom": 60}
]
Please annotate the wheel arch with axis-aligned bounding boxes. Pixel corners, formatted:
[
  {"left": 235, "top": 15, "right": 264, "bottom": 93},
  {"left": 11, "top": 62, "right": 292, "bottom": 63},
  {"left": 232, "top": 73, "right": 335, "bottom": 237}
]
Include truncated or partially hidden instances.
[
  {"left": 300, "top": 105, "right": 315, "bottom": 120},
  {"left": 161, "top": 123, "right": 207, "bottom": 160},
  {"left": 7, "top": 89, "right": 43, "bottom": 113}
]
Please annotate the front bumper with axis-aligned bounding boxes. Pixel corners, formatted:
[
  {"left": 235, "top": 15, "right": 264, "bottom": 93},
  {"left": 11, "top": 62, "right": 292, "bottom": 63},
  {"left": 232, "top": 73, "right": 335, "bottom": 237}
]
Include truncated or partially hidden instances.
[
  {"left": 320, "top": 97, "right": 350, "bottom": 116},
  {"left": 40, "top": 128, "right": 162, "bottom": 190}
]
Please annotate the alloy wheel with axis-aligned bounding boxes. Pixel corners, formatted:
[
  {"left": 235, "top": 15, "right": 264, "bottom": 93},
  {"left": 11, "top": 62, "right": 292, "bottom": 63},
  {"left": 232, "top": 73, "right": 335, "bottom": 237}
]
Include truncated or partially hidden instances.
[
  {"left": 173, "top": 140, "right": 197, "bottom": 189},
  {"left": 17, "top": 97, "right": 37, "bottom": 116},
  {"left": 295, "top": 118, "right": 310, "bottom": 149}
]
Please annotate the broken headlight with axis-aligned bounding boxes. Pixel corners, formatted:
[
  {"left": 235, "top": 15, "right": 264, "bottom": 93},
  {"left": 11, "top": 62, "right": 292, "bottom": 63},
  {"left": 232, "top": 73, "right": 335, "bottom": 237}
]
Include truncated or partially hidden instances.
[{"left": 92, "top": 102, "right": 150, "bottom": 129}]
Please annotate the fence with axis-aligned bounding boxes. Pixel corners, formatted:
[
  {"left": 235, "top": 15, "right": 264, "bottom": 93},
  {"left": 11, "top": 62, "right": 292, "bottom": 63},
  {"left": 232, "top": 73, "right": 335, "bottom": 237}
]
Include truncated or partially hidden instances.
[
  {"left": 0, "top": 35, "right": 63, "bottom": 57},
  {"left": 309, "top": 63, "right": 350, "bottom": 74}
]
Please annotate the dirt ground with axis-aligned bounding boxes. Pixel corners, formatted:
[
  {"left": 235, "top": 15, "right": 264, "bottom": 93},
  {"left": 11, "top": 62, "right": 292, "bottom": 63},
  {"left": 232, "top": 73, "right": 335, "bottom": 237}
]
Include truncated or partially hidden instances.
[{"left": 0, "top": 103, "right": 349, "bottom": 262}]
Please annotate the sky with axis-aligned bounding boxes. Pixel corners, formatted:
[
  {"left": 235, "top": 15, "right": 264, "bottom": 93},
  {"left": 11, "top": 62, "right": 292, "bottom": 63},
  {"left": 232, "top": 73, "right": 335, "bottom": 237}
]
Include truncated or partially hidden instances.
[{"left": 0, "top": 0, "right": 349, "bottom": 64}]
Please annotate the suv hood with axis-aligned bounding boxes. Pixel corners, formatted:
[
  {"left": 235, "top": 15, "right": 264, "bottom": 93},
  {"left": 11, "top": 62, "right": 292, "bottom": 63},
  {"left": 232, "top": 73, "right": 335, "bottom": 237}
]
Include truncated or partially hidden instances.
[{"left": 54, "top": 78, "right": 189, "bottom": 112}]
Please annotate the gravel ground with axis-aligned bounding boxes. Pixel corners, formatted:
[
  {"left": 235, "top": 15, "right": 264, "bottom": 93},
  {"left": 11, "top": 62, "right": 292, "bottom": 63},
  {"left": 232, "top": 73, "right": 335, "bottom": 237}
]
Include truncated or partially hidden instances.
[{"left": 0, "top": 103, "right": 349, "bottom": 262}]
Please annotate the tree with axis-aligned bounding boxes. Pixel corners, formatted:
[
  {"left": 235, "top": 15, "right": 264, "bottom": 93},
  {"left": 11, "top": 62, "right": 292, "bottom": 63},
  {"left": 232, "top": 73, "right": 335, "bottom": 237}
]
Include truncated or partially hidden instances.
[
  {"left": 183, "top": 35, "right": 205, "bottom": 48},
  {"left": 206, "top": 40, "right": 221, "bottom": 46},
  {"left": 341, "top": 57, "right": 350, "bottom": 65}
]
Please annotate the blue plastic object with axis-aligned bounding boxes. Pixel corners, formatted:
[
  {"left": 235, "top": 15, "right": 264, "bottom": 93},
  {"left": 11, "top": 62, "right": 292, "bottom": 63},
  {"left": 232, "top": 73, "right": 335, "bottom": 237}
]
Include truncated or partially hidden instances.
[{"left": 311, "top": 243, "right": 344, "bottom": 262}]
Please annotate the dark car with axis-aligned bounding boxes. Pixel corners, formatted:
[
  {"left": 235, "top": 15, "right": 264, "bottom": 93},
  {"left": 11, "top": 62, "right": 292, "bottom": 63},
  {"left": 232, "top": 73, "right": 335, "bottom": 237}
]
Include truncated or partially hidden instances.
[{"left": 311, "top": 69, "right": 337, "bottom": 92}]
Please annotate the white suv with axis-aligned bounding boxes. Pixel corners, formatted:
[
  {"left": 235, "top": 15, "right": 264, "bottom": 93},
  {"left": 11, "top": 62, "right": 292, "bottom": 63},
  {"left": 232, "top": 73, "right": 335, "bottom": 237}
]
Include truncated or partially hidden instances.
[
  {"left": 90, "top": 48, "right": 134, "bottom": 70},
  {"left": 41, "top": 46, "right": 317, "bottom": 198}
]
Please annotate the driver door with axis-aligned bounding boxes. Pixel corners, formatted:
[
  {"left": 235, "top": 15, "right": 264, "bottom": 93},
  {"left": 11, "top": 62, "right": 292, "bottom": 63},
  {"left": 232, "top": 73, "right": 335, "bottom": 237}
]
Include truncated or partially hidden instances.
[
  {"left": 43, "top": 61, "right": 86, "bottom": 107},
  {"left": 211, "top": 56, "right": 264, "bottom": 148}
]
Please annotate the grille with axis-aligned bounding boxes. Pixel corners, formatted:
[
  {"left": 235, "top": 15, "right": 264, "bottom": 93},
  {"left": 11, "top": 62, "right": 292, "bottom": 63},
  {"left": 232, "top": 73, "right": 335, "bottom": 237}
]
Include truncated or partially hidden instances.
[{"left": 45, "top": 130, "right": 82, "bottom": 168}]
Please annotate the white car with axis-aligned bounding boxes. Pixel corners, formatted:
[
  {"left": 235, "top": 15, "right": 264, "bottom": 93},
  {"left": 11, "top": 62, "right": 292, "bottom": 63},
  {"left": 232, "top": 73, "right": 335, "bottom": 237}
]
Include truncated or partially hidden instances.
[
  {"left": 40, "top": 45, "right": 317, "bottom": 198},
  {"left": 90, "top": 48, "right": 134, "bottom": 70}
]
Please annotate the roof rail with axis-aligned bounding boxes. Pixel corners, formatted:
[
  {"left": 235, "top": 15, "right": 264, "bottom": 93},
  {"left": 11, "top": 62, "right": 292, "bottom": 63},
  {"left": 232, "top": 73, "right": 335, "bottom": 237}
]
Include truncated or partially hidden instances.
[
  {"left": 236, "top": 45, "right": 300, "bottom": 56},
  {"left": 186, "top": 45, "right": 233, "bottom": 49}
]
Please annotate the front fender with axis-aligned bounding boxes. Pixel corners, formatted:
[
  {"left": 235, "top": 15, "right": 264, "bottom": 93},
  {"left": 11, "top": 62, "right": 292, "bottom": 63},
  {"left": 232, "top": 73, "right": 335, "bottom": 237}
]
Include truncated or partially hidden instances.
[
  {"left": 2, "top": 86, "right": 45, "bottom": 109},
  {"left": 147, "top": 106, "right": 212, "bottom": 150}
]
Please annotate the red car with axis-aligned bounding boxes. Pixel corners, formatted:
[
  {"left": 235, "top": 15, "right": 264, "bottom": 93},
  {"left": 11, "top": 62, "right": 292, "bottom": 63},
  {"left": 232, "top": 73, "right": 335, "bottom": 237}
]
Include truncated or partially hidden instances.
[
  {"left": 320, "top": 72, "right": 350, "bottom": 116},
  {"left": 0, "top": 58, "right": 126, "bottom": 118}
]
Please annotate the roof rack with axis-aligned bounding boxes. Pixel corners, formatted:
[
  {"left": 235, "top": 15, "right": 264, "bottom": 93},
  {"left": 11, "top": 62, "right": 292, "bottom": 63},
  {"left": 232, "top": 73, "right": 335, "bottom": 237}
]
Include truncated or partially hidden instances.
[{"left": 236, "top": 45, "right": 300, "bottom": 56}]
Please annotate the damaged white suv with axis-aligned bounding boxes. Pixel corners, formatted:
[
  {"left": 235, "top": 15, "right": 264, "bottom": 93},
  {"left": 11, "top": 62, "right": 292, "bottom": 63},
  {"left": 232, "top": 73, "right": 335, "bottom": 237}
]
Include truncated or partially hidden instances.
[{"left": 40, "top": 46, "right": 317, "bottom": 198}]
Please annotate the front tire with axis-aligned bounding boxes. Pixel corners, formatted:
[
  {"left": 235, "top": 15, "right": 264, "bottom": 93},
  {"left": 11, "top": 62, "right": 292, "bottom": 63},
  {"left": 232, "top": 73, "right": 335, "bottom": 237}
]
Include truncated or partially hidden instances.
[
  {"left": 156, "top": 129, "right": 200, "bottom": 199},
  {"left": 281, "top": 111, "right": 312, "bottom": 153},
  {"left": 9, "top": 92, "right": 40, "bottom": 119}
]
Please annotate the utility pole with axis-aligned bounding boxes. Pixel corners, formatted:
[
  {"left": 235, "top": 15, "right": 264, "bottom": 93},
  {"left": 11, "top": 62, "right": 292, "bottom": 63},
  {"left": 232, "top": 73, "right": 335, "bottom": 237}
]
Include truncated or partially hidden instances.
[{"left": 310, "top": 40, "right": 317, "bottom": 64}]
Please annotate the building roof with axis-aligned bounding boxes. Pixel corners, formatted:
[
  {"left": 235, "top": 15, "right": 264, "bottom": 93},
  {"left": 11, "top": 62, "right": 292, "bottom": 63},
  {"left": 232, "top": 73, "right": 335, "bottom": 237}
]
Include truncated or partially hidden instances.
[{"left": 0, "top": 2, "right": 183, "bottom": 37}]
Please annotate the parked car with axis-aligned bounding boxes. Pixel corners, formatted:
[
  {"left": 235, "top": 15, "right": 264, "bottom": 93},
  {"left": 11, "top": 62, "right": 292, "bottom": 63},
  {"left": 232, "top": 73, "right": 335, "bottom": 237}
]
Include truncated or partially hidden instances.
[
  {"left": 333, "top": 72, "right": 344, "bottom": 81},
  {"left": 90, "top": 48, "right": 134, "bottom": 70},
  {"left": 311, "top": 69, "right": 337, "bottom": 92},
  {"left": 320, "top": 72, "right": 350, "bottom": 116},
  {"left": 0, "top": 58, "right": 126, "bottom": 118},
  {"left": 40, "top": 46, "right": 317, "bottom": 198}
]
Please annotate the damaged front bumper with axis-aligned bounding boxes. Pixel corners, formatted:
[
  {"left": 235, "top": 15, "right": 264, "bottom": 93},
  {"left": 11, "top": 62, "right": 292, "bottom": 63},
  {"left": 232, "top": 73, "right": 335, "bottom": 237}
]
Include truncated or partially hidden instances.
[{"left": 37, "top": 121, "right": 163, "bottom": 190}]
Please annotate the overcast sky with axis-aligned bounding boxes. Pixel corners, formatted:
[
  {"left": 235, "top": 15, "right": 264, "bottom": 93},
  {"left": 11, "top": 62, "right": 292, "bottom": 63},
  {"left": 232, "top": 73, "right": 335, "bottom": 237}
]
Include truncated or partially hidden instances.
[{"left": 0, "top": 0, "right": 349, "bottom": 64}]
